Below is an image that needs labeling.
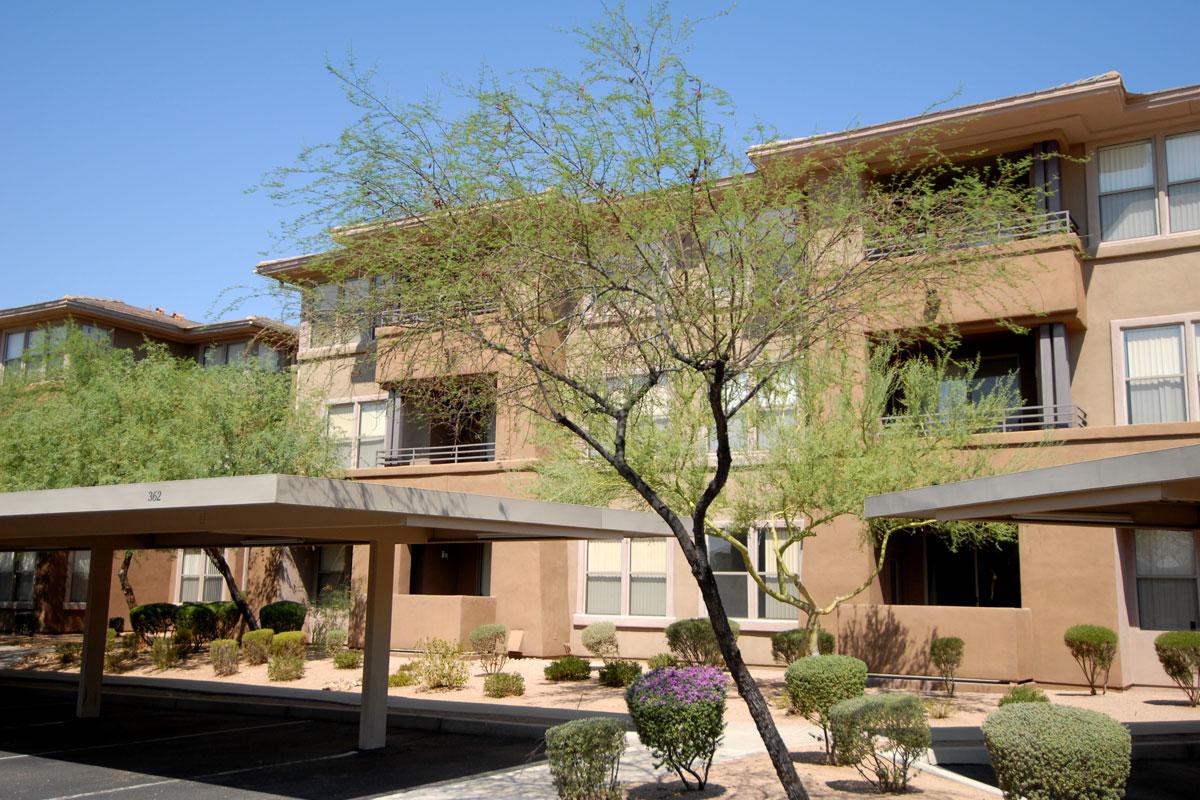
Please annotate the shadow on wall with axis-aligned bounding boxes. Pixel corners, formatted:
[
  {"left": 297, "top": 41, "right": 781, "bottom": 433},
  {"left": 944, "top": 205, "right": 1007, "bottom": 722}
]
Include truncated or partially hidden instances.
[{"left": 839, "top": 606, "right": 935, "bottom": 675}]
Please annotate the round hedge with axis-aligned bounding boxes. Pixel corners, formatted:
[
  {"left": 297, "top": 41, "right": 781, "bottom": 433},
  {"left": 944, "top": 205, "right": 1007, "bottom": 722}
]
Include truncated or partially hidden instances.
[
  {"left": 784, "top": 654, "right": 868, "bottom": 723},
  {"left": 545, "top": 717, "right": 626, "bottom": 800},
  {"left": 983, "top": 703, "right": 1130, "bottom": 800},
  {"left": 259, "top": 600, "right": 306, "bottom": 633},
  {"left": 665, "top": 617, "right": 739, "bottom": 666},
  {"left": 129, "top": 603, "right": 179, "bottom": 639},
  {"left": 1154, "top": 630, "right": 1200, "bottom": 706},
  {"left": 174, "top": 603, "right": 217, "bottom": 649},
  {"left": 626, "top": 666, "right": 727, "bottom": 790}
]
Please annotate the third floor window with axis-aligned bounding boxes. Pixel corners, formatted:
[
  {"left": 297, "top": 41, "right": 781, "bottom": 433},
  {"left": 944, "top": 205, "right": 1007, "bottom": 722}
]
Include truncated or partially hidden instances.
[
  {"left": 1098, "top": 131, "right": 1200, "bottom": 242},
  {"left": 1118, "top": 316, "right": 1200, "bottom": 425}
]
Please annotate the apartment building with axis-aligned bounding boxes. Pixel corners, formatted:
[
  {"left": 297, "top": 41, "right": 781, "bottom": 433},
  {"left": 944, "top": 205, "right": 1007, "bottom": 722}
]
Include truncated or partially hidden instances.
[{"left": 0, "top": 296, "right": 296, "bottom": 633}]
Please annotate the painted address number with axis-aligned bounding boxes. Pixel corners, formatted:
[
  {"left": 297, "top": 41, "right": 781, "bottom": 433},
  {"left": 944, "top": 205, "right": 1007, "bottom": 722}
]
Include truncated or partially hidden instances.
[{"left": 147, "top": 490, "right": 162, "bottom": 502}]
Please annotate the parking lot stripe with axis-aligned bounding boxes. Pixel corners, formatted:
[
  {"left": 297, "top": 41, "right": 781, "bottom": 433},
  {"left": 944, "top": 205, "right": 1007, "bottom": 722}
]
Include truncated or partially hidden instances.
[{"left": 0, "top": 718, "right": 311, "bottom": 761}]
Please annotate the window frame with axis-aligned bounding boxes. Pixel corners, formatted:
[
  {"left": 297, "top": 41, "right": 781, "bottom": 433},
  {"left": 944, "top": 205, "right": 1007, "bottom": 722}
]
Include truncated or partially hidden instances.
[
  {"left": 0, "top": 550, "right": 37, "bottom": 609},
  {"left": 325, "top": 394, "right": 389, "bottom": 469},
  {"left": 1089, "top": 127, "right": 1200, "bottom": 247},
  {"left": 700, "top": 525, "right": 804, "bottom": 630},
  {"left": 1132, "top": 529, "right": 1200, "bottom": 631},
  {"left": 1111, "top": 312, "right": 1200, "bottom": 425},
  {"left": 64, "top": 550, "right": 91, "bottom": 609},
  {"left": 574, "top": 537, "right": 674, "bottom": 627},
  {"left": 174, "top": 548, "right": 229, "bottom": 604},
  {"left": 202, "top": 339, "right": 282, "bottom": 370}
]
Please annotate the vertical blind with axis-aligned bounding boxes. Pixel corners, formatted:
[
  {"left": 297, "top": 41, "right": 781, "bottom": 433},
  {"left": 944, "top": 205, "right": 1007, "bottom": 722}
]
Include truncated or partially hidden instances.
[
  {"left": 585, "top": 538, "right": 670, "bottom": 617},
  {"left": 1135, "top": 530, "right": 1199, "bottom": 631},
  {"left": 68, "top": 551, "right": 90, "bottom": 604},
  {"left": 1167, "top": 132, "right": 1200, "bottom": 233},
  {"left": 1099, "top": 141, "right": 1157, "bottom": 241},
  {"left": 585, "top": 540, "right": 622, "bottom": 615},
  {"left": 629, "top": 539, "right": 667, "bottom": 616},
  {"left": 327, "top": 404, "right": 356, "bottom": 467},
  {"left": 1124, "top": 325, "right": 1188, "bottom": 423},
  {"left": 179, "top": 549, "right": 223, "bottom": 603},
  {"left": 760, "top": 533, "right": 803, "bottom": 620},
  {"left": 357, "top": 400, "right": 387, "bottom": 468}
]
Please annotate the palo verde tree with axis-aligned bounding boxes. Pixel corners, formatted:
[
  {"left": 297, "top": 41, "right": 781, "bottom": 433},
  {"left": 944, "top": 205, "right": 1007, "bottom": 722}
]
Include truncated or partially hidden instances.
[
  {"left": 262, "top": 5, "right": 1048, "bottom": 796},
  {"left": 0, "top": 329, "right": 338, "bottom": 629}
]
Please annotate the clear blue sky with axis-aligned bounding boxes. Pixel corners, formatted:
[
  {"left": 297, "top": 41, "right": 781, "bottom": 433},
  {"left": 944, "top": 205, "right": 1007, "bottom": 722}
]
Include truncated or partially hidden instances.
[{"left": 2, "top": 1, "right": 1196, "bottom": 322}]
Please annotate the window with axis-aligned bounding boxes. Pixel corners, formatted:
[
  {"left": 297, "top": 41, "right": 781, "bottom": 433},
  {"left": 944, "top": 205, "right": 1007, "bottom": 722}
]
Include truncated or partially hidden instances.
[
  {"left": 3, "top": 324, "right": 108, "bottom": 373},
  {"left": 583, "top": 538, "right": 669, "bottom": 617},
  {"left": 706, "top": 527, "right": 801, "bottom": 621},
  {"left": 178, "top": 549, "right": 224, "bottom": 603},
  {"left": 1096, "top": 130, "right": 1200, "bottom": 242},
  {"left": 0, "top": 551, "right": 36, "bottom": 606},
  {"left": 313, "top": 545, "right": 350, "bottom": 599},
  {"left": 1115, "top": 315, "right": 1200, "bottom": 425},
  {"left": 327, "top": 399, "right": 387, "bottom": 468},
  {"left": 202, "top": 340, "right": 282, "bottom": 370},
  {"left": 307, "top": 277, "right": 381, "bottom": 347},
  {"left": 67, "top": 551, "right": 90, "bottom": 605},
  {"left": 1135, "top": 529, "right": 1199, "bottom": 631}
]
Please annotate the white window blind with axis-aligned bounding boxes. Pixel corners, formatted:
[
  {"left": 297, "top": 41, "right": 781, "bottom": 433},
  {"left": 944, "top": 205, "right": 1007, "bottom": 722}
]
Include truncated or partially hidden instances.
[
  {"left": 179, "top": 549, "right": 223, "bottom": 603},
  {"left": 357, "top": 400, "right": 387, "bottom": 469},
  {"left": 629, "top": 539, "right": 667, "bottom": 616},
  {"left": 585, "top": 540, "right": 622, "bottom": 615},
  {"left": 328, "top": 404, "right": 356, "bottom": 467},
  {"left": 1099, "top": 141, "right": 1157, "bottom": 241},
  {"left": 1167, "top": 132, "right": 1200, "bottom": 234},
  {"left": 759, "top": 532, "right": 803, "bottom": 620},
  {"left": 1135, "top": 530, "right": 1199, "bottom": 631},
  {"left": 1124, "top": 325, "right": 1187, "bottom": 424},
  {"left": 68, "top": 551, "right": 90, "bottom": 604}
]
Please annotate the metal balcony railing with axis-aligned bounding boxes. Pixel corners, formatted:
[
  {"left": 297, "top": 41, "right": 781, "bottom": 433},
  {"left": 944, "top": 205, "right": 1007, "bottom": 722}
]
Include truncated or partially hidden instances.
[
  {"left": 881, "top": 403, "right": 1087, "bottom": 433},
  {"left": 377, "top": 300, "right": 500, "bottom": 328},
  {"left": 376, "top": 441, "right": 497, "bottom": 467},
  {"left": 865, "top": 209, "right": 1078, "bottom": 261}
]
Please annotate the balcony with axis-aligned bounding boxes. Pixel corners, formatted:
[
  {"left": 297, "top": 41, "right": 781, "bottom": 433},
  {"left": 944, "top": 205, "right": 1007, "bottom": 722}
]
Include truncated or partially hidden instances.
[
  {"left": 864, "top": 209, "right": 1078, "bottom": 261},
  {"left": 376, "top": 441, "right": 497, "bottom": 467},
  {"left": 882, "top": 403, "right": 1087, "bottom": 433}
]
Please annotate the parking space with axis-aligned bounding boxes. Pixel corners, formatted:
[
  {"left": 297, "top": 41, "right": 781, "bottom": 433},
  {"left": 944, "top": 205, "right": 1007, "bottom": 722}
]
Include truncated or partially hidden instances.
[{"left": 0, "top": 685, "right": 545, "bottom": 800}]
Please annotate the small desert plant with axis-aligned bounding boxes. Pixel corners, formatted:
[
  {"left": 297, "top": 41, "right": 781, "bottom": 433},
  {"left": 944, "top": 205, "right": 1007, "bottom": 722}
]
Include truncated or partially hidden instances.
[
  {"left": 829, "top": 693, "right": 931, "bottom": 792},
  {"left": 544, "top": 655, "right": 592, "bottom": 681},
  {"left": 271, "top": 630, "right": 307, "bottom": 659},
  {"left": 150, "top": 636, "right": 178, "bottom": 670},
  {"left": 259, "top": 600, "right": 306, "bottom": 633},
  {"left": 626, "top": 666, "right": 727, "bottom": 790},
  {"left": 322, "top": 629, "right": 349, "bottom": 658},
  {"left": 415, "top": 638, "right": 469, "bottom": 690},
  {"left": 983, "top": 703, "right": 1130, "bottom": 800},
  {"left": 545, "top": 717, "right": 626, "bottom": 800},
  {"left": 268, "top": 654, "right": 305, "bottom": 681},
  {"left": 56, "top": 641, "right": 82, "bottom": 665},
  {"left": 209, "top": 639, "right": 240, "bottom": 676},
  {"left": 598, "top": 659, "right": 642, "bottom": 688},
  {"left": 1064, "top": 624, "right": 1117, "bottom": 695},
  {"left": 129, "top": 602, "right": 178, "bottom": 642},
  {"left": 388, "top": 668, "right": 418, "bottom": 688},
  {"left": 1154, "top": 631, "right": 1200, "bottom": 706},
  {"left": 647, "top": 652, "right": 678, "bottom": 670},
  {"left": 924, "top": 697, "right": 953, "bottom": 719},
  {"left": 307, "top": 587, "right": 352, "bottom": 653},
  {"left": 469, "top": 623, "right": 508, "bottom": 675},
  {"left": 174, "top": 603, "right": 218, "bottom": 651},
  {"left": 484, "top": 671, "right": 526, "bottom": 698},
  {"left": 206, "top": 601, "right": 241, "bottom": 639},
  {"left": 784, "top": 655, "right": 868, "bottom": 761},
  {"left": 241, "top": 628, "right": 274, "bottom": 665},
  {"left": 664, "top": 617, "right": 738, "bottom": 666},
  {"left": 581, "top": 621, "right": 620, "bottom": 664},
  {"left": 999, "top": 684, "right": 1050, "bottom": 707},
  {"left": 333, "top": 649, "right": 363, "bottom": 669},
  {"left": 770, "top": 628, "right": 835, "bottom": 664},
  {"left": 930, "top": 636, "right": 964, "bottom": 697}
]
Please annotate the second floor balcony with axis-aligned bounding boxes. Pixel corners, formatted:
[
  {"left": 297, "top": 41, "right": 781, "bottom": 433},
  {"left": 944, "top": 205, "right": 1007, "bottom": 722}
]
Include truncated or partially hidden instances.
[
  {"left": 882, "top": 402, "right": 1088, "bottom": 433},
  {"left": 376, "top": 440, "right": 497, "bottom": 467}
]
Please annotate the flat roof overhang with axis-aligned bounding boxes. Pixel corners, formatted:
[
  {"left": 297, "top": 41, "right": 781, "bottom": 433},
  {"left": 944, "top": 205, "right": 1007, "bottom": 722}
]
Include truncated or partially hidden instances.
[
  {"left": 0, "top": 473, "right": 672, "bottom": 550},
  {"left": 865, "top": 444, "right": 1200, "bottom": 530}
]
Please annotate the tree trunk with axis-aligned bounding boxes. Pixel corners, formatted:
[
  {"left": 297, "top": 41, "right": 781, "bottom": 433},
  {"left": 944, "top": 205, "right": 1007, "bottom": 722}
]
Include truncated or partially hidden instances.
[
  {"left": 203, "top": 547, "right": 259, "bottom": 630},
  {"left": 695, "top": 560, "right": 809, "bottom": 800},
  {"left": 117, "top": 550, "right": 137, "bottom": 610}
]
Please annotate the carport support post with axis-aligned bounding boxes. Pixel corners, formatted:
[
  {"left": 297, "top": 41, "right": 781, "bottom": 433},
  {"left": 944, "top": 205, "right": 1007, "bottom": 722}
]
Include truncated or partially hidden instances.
[
  {"left": 77, "top": 545, "right": 114, "bottom": 718},
  {"left": 358, "top": 539, "right": 395, "bottom": 750}
]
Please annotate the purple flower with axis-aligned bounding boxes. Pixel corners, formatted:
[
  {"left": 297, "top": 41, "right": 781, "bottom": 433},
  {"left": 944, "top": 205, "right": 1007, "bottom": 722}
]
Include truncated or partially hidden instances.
[{"left": 626, "top": 666, "right": 728, "bottom": 708}]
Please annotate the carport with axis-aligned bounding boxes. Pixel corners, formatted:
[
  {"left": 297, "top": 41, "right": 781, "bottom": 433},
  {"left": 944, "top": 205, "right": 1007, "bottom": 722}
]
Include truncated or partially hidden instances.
[
  {"left": 863, "top": 443, "right": 1200, "bottom": 529},
  {"left": 0, "top": 473, "right": 669, "bottom": 750}
]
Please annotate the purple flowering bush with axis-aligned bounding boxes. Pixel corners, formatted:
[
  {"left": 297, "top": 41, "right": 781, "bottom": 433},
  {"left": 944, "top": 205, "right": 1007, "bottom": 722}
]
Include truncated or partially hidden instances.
[{"left": 625, "top": 666, "right": 727, "bottom": 790}]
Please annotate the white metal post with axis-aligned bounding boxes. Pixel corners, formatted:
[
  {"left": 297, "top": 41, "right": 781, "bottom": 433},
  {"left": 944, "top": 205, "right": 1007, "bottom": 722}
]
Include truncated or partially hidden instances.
[
  {"left": 358, "top": 540, "right": 395, "bottom": 750},
  {"left": 77, "top": 545, "right": 114, "bottom": 718}
]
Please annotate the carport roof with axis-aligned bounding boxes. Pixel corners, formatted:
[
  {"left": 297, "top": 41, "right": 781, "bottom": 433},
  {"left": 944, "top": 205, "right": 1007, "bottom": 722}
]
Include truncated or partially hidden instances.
[
  {"left": 0, "top": 473, "right": 672, "bottom": 550},
  {"left": 864, "top": 443, "right": 1200, "bottom": 530}
]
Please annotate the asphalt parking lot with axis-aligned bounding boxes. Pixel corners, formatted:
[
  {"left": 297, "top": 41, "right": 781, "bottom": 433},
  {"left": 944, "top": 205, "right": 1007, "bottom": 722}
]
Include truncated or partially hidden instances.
[{"left": 0, "top": 685, "right": 545, "bottom": 800}]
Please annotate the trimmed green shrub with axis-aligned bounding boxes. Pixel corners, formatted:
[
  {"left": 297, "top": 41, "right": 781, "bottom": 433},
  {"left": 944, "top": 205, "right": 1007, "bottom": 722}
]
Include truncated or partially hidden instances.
[
  {"left": 484, "top": 671, "right": 525, "bottom": 698},
  {"left": 784, "top": 654, "right": 868, "bottom": 761},
  {"left": 468, "top": 623, "right": 508, "bottom": 675},
  {"left": 268, "top": 654, "right": 304, "bottom": 681},
  {"left": 829, "top": 692, "right": 930, "bottom": 792},
  {"left": 207, "top": 601, "right": 241, "bottom": 639},
  {"left": 388, "top": 669, "right": 418, "bottom": 688},
  {"left": 598, "top": 659, "right": 642, "bottom": 688},
  {"left": 817, "top": 629, "right": 836, "bottom": 655},
  {"left": 544, "top": 717, "right": 625, "bottom": 800},
  {"left": 150, "top": 636, "right": 178, "bottom": 670},
  {"left": 664, "top": 617, "right": 738, "bottom": 667},
  {"left": 241, "top": 628, "right": 274, "bottom": 665},
  {"left": 1154, "top": 631, "right": 1200, "bottom": 706},
  {"left": 626, "top": 666, "right": 727, "bottom": 790},
  {"left": 930, "top": 636, "right": 965, "bottom": 697},
  {"left": 56, "top": 641, "right": 81, "bottom": 665},
  {"left": 106, "top": 628, "right": 118, "bottom": 651},
  {"left": 415, "top": 638, "right": 469, "bottom": 690},
  {"left": 983, "top": 703, "right": 1130, "bottom": 800},
  {"left": 271, "top": 630, "right": 307, "bottom": 659},
  {"left": 174, "top": 603, "right": 217, "bottom": 651},
  {"left": 130, "top": 603, "right": 178, "bottom": 642},
  {"left": 545, "top": 655, "right": 591, "bottom": 682},
  {"left": 647, "top": 652, "right": 678, "bottom": 670},
  {"left": 259, "top": 600, "right": 306, "bottom": 633},
  {"left": 1064, "top": 624, "right": 1118, "bottom": 695},
  {"left": 108, "top": 617, "right": 124, "bottom": 634},
  {"left": 581, "top": 621, "right": 620, "bottom": 664},
  {"left": 333, "top": 649, "right": 363, "bottom": 669},
  {"left": 771, "top": 629, "right": 807, "bottom": 665},
  {"left": 210, "top": 639, "right": 239, "bottom": 676},
  {"left": 322, "top": 629, "right": 348, "bottom": 658},
  {"left": 999, "top": 684, "right": 1049, "bottom": 707}
]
